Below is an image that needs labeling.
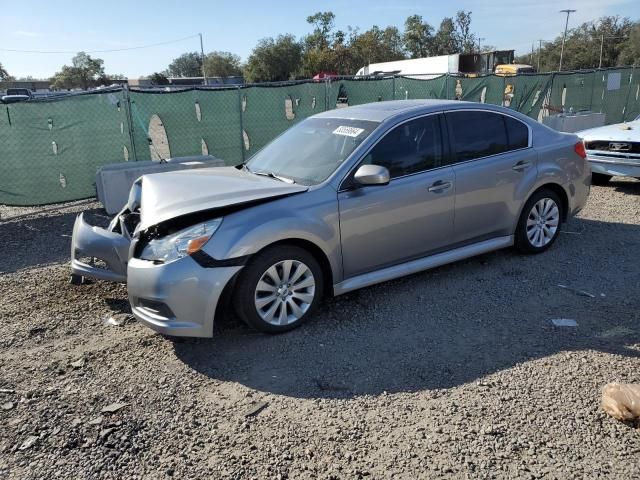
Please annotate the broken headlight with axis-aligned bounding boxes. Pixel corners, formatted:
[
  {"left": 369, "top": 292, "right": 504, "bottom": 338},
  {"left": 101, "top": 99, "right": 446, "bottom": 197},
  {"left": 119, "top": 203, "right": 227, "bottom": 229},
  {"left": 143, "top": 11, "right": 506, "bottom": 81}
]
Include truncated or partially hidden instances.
[{"left": 140, "top": 218, "right": 222, "bottom": 264}]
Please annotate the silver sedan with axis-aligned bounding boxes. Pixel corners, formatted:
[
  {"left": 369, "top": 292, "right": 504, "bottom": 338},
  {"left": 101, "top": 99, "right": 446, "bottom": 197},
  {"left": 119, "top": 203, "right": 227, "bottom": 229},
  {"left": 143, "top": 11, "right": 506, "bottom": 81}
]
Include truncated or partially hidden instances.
[{"left": 71, "top": 100, "right": 591, "bottom": 337}]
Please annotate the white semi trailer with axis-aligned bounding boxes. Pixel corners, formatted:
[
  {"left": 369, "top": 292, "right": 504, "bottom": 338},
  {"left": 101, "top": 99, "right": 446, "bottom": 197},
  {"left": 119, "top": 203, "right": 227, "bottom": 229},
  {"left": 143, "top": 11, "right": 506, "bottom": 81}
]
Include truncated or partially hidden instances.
[{"left": 355, "top": 51, "right": 514, "bottom": 78}]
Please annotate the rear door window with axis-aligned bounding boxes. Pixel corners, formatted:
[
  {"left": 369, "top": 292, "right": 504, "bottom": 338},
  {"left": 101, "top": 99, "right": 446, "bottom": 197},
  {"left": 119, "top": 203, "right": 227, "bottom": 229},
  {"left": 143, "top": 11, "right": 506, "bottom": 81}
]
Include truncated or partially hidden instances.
[
  {"left": 504, "top": 115, "right": 529, "bottom": 150},
  {"left": 446, "top": 111, "right": 511, "bottom": 162}
]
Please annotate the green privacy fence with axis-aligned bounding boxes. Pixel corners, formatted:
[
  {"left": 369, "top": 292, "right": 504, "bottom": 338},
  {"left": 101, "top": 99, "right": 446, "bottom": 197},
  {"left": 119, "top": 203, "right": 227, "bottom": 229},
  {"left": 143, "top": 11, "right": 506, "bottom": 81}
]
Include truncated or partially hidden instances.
[
  {"left": 0, "top": 90, "right": 132, "bottom": 205},
  {"left": 1, "top": 67, "right": 638, "bottom": 206}
]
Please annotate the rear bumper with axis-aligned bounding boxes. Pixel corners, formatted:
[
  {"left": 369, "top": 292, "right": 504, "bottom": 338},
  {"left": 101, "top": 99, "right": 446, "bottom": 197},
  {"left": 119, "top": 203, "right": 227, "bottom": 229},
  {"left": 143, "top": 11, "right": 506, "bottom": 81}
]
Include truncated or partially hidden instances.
[
  {"left": 587, "top": 154, "right": 640, "bottom": 178},
  {"left": 127, "top": 256, "right": 242, "bottom": 337},
  {"left": 70, "top": 213, "right": 129, "bottom": 283}
]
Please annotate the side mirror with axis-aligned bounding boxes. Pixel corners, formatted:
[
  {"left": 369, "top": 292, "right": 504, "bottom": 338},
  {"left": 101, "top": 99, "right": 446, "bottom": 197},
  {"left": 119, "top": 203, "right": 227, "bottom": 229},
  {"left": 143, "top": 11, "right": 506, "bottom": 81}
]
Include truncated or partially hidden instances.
[{"left": 354, "top": 164, "right": 390, "bottom": 186}]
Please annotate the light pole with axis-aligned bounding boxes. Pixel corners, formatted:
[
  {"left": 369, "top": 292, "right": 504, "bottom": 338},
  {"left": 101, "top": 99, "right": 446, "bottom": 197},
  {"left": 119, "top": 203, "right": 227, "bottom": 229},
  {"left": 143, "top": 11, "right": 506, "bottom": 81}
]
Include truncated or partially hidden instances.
[
  {"left": 599, "top": 34, "right": 604, "bottom": 69},
  {"left": 559, "top": 9, "right": 576, "bottom": 71},
  {"left": 538, "top": 39, "right": 545, "bottom": 72},
  {"left": 477, "top": 37, "right": 486, "bottom": 53},
  {"left": 199, "top": 33, "right": 207, "bottom": 85}
]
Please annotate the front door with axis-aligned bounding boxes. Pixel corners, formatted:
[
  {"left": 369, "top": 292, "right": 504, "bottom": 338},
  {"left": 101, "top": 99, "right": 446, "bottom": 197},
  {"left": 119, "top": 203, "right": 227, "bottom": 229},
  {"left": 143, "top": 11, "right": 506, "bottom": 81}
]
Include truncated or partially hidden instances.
[{"left": 338, "top": 113, "right": 456, "bottom": 278}]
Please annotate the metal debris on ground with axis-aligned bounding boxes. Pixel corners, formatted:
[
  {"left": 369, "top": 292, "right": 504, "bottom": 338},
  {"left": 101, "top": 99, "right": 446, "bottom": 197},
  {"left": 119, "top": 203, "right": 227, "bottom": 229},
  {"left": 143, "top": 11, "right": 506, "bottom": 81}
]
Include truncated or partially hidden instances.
[
  {"left": 101, "top": 402, "right": 129, "bottom": 414},
  {"left": 244, "top": 401, "right": 269, "bottom": 418},
  {"left": 102, "top": 314, "right": 130, "bottom": 327},
  {"left": 551, "top": 318, "right": 578, "bottom": 327},
  {"left": 557, "top": 284, "right": 596, "bottom": 298},
  {"left": 70, "top": 358, "right": 85, "bottom": 369},
  {"left": 18, "top": 436, "right": 38, "bottom": 450}
]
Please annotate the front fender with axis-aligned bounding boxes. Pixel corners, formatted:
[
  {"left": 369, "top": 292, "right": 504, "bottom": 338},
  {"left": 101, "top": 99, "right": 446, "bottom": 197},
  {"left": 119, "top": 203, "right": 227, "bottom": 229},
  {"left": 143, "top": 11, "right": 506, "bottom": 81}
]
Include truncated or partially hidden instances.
[{"left": 203, "top": 190, "right": 342, "bottom": 282}]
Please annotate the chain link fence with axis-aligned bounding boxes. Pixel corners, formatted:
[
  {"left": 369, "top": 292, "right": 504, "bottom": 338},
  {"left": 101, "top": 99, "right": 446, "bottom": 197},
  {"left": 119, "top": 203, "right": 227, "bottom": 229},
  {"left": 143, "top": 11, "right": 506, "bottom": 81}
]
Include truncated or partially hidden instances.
[{"left": 1, "top": 66, "right": 638, "bottom": 206}]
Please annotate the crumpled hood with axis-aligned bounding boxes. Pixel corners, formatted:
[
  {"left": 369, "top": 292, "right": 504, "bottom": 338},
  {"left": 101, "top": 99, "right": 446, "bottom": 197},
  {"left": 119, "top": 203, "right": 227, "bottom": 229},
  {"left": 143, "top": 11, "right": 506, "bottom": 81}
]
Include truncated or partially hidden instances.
[
  {"left": 578, "top": 120, "right": 640, "bottom": 142},
  {"left": 138, "top": 166, "right": 307, "bottom": 230}
]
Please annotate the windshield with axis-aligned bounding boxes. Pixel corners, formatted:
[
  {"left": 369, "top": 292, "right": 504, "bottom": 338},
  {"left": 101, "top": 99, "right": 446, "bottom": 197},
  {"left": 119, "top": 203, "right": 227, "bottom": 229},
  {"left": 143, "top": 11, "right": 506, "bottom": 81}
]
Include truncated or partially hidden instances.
[{"left": 246, "top": 117, "right": 379, "bottom": 185}]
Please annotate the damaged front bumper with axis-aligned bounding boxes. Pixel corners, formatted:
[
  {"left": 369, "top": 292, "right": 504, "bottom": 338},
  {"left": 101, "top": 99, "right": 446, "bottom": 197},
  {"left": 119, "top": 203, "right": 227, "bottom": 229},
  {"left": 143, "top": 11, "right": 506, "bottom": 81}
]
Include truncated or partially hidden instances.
[
  {"left": 587, "top": 152, "right": 640, "bottom": 178},
  {"left": 70, "top": 212, "right": 133, "bottom": 283}
]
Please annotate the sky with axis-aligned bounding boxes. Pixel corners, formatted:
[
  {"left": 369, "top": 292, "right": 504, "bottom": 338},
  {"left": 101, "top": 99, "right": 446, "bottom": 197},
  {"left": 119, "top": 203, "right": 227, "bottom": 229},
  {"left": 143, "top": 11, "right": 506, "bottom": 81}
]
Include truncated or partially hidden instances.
[{"left": 1, "top": 0, "right": 637, "bottom": 79}]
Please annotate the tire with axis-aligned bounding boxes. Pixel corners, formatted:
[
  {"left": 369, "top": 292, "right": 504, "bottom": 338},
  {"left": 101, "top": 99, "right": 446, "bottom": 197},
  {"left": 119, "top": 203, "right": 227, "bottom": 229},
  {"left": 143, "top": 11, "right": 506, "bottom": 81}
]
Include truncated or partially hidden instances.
[
  {"left": 233, "top": 245, "right": 323, "bottom": 333},
  {"left": 515, "top": 189, "right": 563, "bottom": 254},
  {"left": 591, "top": 173, "right": 612, "bottom": 185}
]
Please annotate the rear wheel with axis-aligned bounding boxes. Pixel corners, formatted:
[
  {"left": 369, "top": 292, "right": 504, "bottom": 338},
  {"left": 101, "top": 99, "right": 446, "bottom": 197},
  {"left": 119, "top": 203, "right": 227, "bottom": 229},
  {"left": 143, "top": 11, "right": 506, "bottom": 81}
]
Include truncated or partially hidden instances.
[
  {"left": 515, "top": 189, "right": 563, "bottom": 254},
  {"left": 591, "top": 173, "right": 612, "bottom": 185},
  {"left": 233, "top": 245, "right": 323, "bottom": 333}
]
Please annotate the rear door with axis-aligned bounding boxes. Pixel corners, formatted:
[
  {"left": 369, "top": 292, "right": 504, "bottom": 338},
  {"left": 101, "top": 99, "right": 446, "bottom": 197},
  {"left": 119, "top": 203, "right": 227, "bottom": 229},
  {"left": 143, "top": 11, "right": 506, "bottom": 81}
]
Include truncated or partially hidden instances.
[
  {"left": 445, "top": 110, "right": 538, "bottom": 244},
  {"left": 338, "top": 113, "right": 456, "bottom": 278}
]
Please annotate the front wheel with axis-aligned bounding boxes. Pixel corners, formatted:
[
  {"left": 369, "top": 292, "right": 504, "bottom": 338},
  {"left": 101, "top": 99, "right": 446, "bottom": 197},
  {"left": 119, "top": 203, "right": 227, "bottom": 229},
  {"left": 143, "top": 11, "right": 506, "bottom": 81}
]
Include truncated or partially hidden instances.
[
  {"left": 515, "top": 189, "right": 563, "bottom": 254},
  {"left": 233, "top": 246, "right": 323, "bottom": 333}
]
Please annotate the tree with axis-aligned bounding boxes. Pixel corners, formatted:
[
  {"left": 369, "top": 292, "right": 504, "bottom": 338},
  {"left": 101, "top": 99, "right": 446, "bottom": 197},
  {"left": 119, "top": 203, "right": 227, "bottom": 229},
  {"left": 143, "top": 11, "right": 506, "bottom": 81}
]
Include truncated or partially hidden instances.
[
  {"left": 454, "top": 11, "right": 476, "bottom": 53},
  {"left": 149, "top": 72, "right": 169, "bottom": 85},
  {"left": 0, "top": 62, "right": 13, "bottom": 81},
  {"left": 244, "top": 34, "right": 303, "bottom": 82},
  {"left": 432, "top": 18, "right": 458, "bottom": 55},
  {"left": 166, "top": 52, "right": 202, "bottom": 77},
  {"left": 302, "top": 11, "right": 339, "bottom": 76},
  {"left": 305, "top": 11, "right": 336, "bottom": 51},
  {"left": 204, "top": 51, "right": 243, "bottom": 77},
  {"left": 515, "top": 15, "right": 638, "bottom": 72},
  {"left": 619, "top": 24, "right": 640, "bottom": 66},
  {"left": 350, "top": 26, "right": 406, "bottom": 67},
  {"left": 403, "top": 15, "right": 434, "bottom": 58},
  {"left": 50, "top": 52, "right": 106, "bottom": 89}
]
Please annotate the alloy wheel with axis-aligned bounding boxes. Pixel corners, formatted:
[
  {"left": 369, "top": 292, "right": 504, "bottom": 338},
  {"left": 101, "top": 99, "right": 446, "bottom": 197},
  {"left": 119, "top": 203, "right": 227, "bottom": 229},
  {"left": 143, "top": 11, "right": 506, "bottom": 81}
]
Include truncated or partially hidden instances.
[
  {"left": 254, "top": 260, "right": 316, "bottom": 326},
  {"left": 526, "top": 197, "right": 560, "bottom": 248}
]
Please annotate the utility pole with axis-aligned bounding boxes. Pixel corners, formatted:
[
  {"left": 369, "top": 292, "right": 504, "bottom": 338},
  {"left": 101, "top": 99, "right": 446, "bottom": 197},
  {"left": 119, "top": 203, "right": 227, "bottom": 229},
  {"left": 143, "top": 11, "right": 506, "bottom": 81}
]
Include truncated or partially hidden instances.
[
  {"left": 559, "top": 9, "right": 576, "bottom": 71},
  {"left": 199, "top": 33, "right": 207, "bottom": 86},
  {"left": 538, "top": 39, "right": 544, "bottom": 72},
  {"left": 599, "top": 34, "right": 604, "bottom": 69},
  {"left": 477, "top": 37, "right": 486, "bottom": 53},
  {"left": 531, "top": 44, "right": 535, "bottom": 65}
]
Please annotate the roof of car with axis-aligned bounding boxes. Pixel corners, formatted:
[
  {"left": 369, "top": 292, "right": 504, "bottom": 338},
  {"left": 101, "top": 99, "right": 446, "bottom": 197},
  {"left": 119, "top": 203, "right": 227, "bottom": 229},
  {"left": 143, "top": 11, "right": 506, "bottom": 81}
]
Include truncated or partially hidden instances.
[{"left": 314, "top": 99, "right": 481, "bottom": 122}]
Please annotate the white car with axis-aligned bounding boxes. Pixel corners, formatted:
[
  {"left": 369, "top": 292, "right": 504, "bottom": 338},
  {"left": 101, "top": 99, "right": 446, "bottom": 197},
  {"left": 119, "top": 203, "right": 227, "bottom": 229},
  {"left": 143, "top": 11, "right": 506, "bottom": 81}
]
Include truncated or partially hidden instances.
[{"left": 578, "top": 116, "right": 640, "bottom": 184}]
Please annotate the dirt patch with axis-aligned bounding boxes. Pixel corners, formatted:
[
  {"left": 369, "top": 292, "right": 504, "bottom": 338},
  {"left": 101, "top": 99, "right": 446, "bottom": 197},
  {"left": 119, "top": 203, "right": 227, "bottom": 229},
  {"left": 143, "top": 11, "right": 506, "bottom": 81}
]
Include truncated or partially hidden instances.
[{"left": 1, "top": 179, "right": 639, "bottom": 479}]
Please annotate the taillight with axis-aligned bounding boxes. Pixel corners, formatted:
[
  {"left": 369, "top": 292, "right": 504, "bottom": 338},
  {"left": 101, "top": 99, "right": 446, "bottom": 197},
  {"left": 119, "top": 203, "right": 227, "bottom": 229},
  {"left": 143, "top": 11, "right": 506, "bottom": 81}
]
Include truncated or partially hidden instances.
[{"left": 574, "top": 141, "right": 587, "bottom": 159}]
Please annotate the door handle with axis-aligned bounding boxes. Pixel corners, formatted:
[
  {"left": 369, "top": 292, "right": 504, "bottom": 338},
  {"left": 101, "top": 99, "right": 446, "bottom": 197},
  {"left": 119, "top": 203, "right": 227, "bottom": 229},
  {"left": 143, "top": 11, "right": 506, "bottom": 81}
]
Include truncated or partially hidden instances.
[
  {"left": 512, "top": 160, "right": 531, "bottom": 172},
  {"left": 428, "top": 180, "right": 452, "bottom": 193}
]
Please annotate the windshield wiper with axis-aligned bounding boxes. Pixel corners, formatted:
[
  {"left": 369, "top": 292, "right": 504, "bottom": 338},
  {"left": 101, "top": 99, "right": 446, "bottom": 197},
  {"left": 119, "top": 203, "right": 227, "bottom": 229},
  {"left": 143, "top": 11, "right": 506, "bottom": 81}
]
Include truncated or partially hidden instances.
[{"left": 251, "top": 170, "right": 296, "bottom": 184}]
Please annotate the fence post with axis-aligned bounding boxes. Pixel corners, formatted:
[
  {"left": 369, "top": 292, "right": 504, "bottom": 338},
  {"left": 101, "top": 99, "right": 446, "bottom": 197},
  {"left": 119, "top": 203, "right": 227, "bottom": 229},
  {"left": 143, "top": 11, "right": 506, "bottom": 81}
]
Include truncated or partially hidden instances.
[
  {"left": 392, "top": 75, "right": 396, "bottom": 100},
  {"left": 589, "top": 70, "right": 597, "bottom": 112},
  {"left": 502, "top": 75, "right": 506, "bottom": 107},
  {"left": 325, "top": 78, "right": 329, "bottom": 111},
  {"left": 237, "top": 86, "right": 245, "bottom": 163},
  {"left": 548, "top": 72, "right": 555, "bottom": 116},
  {"left": 444, "top": 73, "right": 449, "bottom": 100},
  {"left": 622, "top": 66, "right": 634, "bottom": 121},
  {"left": 122, "top": 84, "right": 138, "bottom": 162}
]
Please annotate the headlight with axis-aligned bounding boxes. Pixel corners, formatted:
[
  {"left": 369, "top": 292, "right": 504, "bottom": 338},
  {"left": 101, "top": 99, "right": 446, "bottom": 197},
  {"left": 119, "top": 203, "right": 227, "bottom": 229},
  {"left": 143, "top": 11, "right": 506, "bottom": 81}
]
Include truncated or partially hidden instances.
[{"left": 140, "top": 218, "right": 222, "bottom": 263}]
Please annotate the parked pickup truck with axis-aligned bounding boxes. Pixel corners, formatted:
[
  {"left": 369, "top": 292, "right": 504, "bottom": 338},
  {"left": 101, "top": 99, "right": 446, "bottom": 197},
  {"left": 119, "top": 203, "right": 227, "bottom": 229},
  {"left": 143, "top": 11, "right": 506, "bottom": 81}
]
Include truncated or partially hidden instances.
[{"left": 1, "top": 88, "right": 33, "bottom": 104}]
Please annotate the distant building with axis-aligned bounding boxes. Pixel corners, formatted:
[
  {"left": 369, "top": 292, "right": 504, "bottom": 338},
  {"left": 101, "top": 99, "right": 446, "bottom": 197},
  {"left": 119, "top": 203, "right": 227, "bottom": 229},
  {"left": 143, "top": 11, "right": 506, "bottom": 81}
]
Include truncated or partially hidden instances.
[
  {"left": 0, "top": 79, "right": 51, "bottom": 94},
  {"left": 167, "top": 76, "right": 244, "bottom": 86}
]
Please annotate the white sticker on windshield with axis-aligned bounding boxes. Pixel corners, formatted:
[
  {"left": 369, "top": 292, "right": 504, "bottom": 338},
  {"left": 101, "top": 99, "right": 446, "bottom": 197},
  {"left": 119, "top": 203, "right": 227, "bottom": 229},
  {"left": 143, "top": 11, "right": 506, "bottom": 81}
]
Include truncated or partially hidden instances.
[{"left": 333, "top": 126, "right": 365, "bottom": 137}]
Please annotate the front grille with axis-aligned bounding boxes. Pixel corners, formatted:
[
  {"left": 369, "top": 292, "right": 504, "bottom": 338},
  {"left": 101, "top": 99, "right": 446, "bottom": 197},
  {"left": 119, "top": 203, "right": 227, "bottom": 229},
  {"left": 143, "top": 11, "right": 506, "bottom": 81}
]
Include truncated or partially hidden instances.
[{"left": 585, "top": 141, "right": 640, "bottom": 154}]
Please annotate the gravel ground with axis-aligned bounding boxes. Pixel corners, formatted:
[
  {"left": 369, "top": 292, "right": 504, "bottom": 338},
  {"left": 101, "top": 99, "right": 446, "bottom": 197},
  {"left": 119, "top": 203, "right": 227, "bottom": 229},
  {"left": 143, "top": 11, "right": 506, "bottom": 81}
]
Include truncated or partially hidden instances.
[{"left": 1, "top": 179, "right": 639, "bottom": 479}]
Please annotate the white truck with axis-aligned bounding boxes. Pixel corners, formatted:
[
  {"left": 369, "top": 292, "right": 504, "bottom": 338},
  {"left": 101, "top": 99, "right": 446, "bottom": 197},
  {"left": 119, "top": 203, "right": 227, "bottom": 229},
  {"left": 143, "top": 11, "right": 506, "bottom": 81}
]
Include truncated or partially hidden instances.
[{"left": 355, "top": 50, "right": 514, "bottom": 78}]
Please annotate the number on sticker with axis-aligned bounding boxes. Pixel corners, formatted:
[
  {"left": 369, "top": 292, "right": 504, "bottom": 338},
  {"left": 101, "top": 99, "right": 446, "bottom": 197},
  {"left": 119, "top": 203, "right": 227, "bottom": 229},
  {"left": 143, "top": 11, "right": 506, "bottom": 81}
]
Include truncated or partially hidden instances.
[{"left": 333, "top": 126, "right": 365, "bottom": 138}]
